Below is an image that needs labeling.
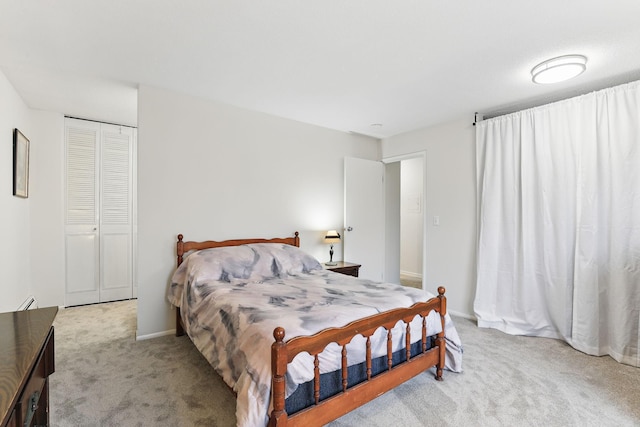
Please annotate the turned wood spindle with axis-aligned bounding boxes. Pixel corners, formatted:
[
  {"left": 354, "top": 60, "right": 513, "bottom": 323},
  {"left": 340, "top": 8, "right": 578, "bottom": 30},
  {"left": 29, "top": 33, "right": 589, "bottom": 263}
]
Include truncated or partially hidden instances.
[
  {"left": 422, "top": 317, "right": 427, "bottom": 353},
  {"left": 386, "top": 329, "right": 393, "bottom": 371},
  {"left": 365, "top": 336, "right": 372, "bottom": 380},
  {"left": 405, "top": 322, "right": 411, "bottom": 362},
  {"left": 435, "top": 286, "right": 447, "bottom": 381},
  {"left": 314, "top": 354, "right": 320, "bottom": 404},
  {"left": 341, "top": 345, "right": 348, "bottom": 392}
]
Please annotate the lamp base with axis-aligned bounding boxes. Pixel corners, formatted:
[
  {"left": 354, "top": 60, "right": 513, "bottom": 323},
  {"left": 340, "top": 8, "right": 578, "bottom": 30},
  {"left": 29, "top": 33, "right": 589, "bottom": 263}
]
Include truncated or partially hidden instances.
[{"left": 325, "top": 261, "right": 337, "bottom": 266}]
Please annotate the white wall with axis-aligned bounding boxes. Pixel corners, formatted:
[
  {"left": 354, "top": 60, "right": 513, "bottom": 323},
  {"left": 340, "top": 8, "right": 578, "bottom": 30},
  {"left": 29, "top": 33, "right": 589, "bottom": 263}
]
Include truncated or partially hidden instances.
[
  {"left": 382, "top": 118, "right": 476, "bottom": 318},
  {"left": 0, "top": 69, "right": 64, "bottom": 313},
  {"left": 0, "top": 70, "right": 32, "bottom": 312},
  {"left": 137, "top": 85, "right": 380, "bottom": 337},
  {"left": 29, "top": 110, "right": 65, "bottom": 307}
]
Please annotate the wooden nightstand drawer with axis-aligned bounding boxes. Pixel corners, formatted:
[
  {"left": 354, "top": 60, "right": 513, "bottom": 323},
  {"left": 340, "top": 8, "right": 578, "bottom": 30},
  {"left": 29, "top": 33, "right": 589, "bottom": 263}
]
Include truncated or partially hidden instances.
[{"left": 324, "top": 261, "right": 361, "bottom": 277}]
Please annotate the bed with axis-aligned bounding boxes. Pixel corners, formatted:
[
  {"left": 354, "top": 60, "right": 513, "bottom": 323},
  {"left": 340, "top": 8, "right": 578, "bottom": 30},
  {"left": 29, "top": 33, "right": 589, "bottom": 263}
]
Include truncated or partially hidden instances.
[{"left": 168, "top": 232, "right": 463, "bottom": 426}]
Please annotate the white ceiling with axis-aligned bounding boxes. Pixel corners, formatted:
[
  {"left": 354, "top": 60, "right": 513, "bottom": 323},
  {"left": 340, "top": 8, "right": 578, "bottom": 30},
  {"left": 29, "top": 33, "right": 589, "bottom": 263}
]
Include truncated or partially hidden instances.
[{"left": 2, "top": 1, "right": 640, "bottom": 138}]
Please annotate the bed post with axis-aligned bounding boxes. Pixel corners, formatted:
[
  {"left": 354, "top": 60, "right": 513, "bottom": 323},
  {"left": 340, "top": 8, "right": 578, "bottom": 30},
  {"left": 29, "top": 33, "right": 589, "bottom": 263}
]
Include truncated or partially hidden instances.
[
  {"left": 293, "top": 231, "right": 300, "bottom": 247},
  {"left": 435, "top": 286, "right": 447, "bottom": 381},
  {"left": 177, "top": 234, "right": 185, "bottom": 266},
  {"left": 175, "top": 308, "right": 185, "bottom": 337},
  {"left": 269, "top": 327, "right": 288, "bottom": 426},
  {"left": 175, "top": 234, "right": 187, "bottom": 337}
]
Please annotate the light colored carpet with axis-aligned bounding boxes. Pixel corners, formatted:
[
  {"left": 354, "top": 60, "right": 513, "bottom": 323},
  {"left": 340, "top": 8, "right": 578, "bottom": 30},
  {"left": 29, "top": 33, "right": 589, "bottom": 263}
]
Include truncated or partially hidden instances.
[
  {"left": 400, "top": 274, "right": 423, "bottom": 289},
  {"left": 51, "top": 300, "right": 235, "bottom": 426},
  {"left": 51, "top": 300, "right": 640, "bottom": 426}
]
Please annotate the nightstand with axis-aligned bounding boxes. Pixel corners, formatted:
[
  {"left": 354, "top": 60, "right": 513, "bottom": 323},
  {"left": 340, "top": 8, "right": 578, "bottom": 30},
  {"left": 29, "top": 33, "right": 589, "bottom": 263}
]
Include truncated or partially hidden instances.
[{"left": 324, "top": 261, "right": 361, "bottom": 277}]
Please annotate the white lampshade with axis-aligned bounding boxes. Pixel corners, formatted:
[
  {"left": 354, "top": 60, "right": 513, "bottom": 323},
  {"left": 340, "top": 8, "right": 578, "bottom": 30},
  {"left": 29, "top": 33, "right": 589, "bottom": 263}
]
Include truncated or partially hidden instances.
[
  {"left": 531, "top": 55, "right": 587, "bottom": 84},
  {"left": 324, "top": 230, "right": 341, "bottom": 244}
]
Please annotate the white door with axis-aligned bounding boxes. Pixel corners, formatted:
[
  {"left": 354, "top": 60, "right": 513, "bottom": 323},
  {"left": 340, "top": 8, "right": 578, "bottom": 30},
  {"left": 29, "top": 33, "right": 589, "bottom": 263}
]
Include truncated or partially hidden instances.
[
  {"left": 65, "top": 121, "right": 101, "bottom": 306},
  {"left": 344, "top": 157, "right": 385, "bottom": 282},
  {"left": 65, "top": 118, "right": 135, "bottom": 306},
  {"left": 99, "top": 125, "right": 135, "bottom": 302}
]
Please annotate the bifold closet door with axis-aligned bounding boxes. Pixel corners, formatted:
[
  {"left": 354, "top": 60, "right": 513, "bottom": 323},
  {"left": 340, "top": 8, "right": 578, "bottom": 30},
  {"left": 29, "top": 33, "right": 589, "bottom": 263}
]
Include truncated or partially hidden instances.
[
  {"left": 99, "top": 125, "right": 134, "bottom": 302},
  {"left": 64, "top": 118, "right": 135, "bottom": 306},
  {"left": 65, "top": 120, "right": 100, "bottom": 306}
]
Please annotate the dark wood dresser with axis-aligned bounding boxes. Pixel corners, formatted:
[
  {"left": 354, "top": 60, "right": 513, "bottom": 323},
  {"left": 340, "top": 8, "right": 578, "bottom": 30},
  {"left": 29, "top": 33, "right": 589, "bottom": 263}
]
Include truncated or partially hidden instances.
[{"left": 0, "top": 307, "right": 58, "bottom": 427}]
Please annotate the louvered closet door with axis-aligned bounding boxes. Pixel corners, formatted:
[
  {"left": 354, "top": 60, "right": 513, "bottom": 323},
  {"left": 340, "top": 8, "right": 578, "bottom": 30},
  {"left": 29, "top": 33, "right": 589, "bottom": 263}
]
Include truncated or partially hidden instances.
[
  {"left": 65, "top": 120, "right": 101, "bottom": 306},
  {"left": 99, "top": 124, "right": 134, "bottom": 302},
  {"left": 65, "top": 118, "right": 135, "bottom": 306}
]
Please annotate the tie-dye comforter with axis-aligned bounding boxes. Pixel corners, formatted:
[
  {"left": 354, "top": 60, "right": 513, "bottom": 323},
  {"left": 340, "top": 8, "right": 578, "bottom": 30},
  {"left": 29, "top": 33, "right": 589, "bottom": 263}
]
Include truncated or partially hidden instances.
[{"left": 168, "top": 243, "right": 463, "bottom": 427}]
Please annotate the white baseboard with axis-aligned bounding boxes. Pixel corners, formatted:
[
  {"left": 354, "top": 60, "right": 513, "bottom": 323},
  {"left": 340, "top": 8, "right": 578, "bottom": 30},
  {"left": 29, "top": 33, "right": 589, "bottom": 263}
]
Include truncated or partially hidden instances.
[
  {"left": 136, "top": 329, "right": 176, "bottom": 341},
  {"left": 17, "top": 296, "right": 37, "bottom": 311},
  {"left": 448, "top": 309, "right": 477, "bottom": 321},
  {"left": 400, "top": 270, "right": 422, "bottom": 279}
]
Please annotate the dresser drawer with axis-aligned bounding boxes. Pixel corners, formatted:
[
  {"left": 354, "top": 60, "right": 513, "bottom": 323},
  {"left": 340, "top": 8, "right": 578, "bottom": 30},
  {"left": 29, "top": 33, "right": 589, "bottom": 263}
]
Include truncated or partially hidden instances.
[
  {"left": 5, "top": 410, "right": 15, "bottom": 427},
  {"left": 14, "top": 328, "right": 54, "bottom": 427},
  {"left": 0, "top": 307, "right": 58, "bottom": 427}
]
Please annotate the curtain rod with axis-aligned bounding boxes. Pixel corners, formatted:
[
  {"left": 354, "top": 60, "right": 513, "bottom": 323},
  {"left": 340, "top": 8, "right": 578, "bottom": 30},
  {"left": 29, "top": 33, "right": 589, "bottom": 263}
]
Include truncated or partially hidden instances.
[
  {"left": 472, "top": 112, "right": 483, "bottom": 126},
  {"left": 65, "top": 115, "right": 137, "bottom": 129},
  {"left": 472, "top": 76, "right": 640, "bottom": 127}
]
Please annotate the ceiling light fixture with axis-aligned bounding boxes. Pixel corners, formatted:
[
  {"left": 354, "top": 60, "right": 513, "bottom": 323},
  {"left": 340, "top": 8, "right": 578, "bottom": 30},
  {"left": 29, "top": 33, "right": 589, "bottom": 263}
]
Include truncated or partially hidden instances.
[{"left": 531, "top": 54, "right": 587, "bottom": 84}]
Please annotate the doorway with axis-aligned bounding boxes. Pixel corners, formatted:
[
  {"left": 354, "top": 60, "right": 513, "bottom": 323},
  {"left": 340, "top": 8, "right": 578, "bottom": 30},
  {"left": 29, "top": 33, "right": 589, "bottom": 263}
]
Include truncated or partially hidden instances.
[
  {"left": 383, "top": 152, "right": 426, "bottom": 289},
  {"left": 399, "top": 157, "right": 424, "bottom": 288},
  {"left": 64, "top": 117, "right": 137, "bottom": 306}
]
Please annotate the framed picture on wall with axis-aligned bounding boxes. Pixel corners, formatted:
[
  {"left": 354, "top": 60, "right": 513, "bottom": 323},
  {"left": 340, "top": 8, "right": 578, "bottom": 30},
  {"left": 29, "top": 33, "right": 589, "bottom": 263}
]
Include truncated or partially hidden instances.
[{"left": 13, "top": 128, "right": 29, "bottom": 198}]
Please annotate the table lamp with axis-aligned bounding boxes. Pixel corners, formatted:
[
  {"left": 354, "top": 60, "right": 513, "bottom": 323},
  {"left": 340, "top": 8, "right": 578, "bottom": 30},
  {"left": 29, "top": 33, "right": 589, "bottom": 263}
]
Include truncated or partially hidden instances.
[{"left": 324, "top": 230, "right": 341, "bottom": 266}]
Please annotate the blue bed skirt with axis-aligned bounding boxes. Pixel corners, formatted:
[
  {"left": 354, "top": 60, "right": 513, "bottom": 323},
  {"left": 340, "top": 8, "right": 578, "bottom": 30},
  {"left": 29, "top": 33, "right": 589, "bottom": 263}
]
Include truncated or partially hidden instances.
[{"left": 285, "top": 337, "right": 434, "bottom": 414}]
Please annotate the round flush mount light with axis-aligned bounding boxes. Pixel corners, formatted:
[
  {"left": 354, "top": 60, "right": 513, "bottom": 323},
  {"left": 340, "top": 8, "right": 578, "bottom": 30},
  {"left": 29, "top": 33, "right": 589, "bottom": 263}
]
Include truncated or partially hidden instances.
[{"left": 531, "top": 54, "right": 587, "bottom": 84}]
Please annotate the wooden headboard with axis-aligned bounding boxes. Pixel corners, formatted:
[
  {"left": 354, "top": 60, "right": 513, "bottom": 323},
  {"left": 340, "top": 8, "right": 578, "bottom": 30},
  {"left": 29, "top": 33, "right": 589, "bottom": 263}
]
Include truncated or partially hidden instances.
[
  {"left": 176, "top": 231, "right": 300, "bottom": 266},
  {"left": 173, "top": 231, "right": 300, "bottom": 337}
]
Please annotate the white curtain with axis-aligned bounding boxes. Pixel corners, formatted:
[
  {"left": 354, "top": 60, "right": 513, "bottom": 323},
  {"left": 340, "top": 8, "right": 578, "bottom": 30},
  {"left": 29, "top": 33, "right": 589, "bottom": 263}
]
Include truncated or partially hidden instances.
[{"left": 475, "top": 81, "right": 640, "bottom": 367}]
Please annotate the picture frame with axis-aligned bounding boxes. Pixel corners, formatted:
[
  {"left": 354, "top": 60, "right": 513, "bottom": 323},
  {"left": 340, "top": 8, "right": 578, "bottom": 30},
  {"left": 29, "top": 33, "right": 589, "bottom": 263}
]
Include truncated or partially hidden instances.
[{"left": 13, "top": 128, "right": 29, "bottom": 198}]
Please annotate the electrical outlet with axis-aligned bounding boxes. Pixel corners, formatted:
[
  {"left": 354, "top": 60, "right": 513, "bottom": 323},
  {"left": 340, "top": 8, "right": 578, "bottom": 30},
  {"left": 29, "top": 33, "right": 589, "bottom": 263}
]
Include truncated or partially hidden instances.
[{"left": 433, "top": 215, "right": 440, "bottom": 226}]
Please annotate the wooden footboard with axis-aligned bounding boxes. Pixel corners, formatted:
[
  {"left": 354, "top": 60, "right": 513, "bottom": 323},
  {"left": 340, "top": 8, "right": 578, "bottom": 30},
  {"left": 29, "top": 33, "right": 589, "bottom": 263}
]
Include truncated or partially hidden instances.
[{"left": 269, "top": 287, "right": 447, "bottom": 427}]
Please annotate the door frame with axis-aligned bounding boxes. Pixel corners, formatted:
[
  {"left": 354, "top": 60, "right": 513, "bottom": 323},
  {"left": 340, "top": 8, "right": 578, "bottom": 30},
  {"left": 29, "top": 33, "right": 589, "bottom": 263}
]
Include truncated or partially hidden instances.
[
  {"left": 64, "top": 117, "right": 137, "bottom": 306},
  {"left": 382, "top": 151, "right": 427, "bottom": 289}
]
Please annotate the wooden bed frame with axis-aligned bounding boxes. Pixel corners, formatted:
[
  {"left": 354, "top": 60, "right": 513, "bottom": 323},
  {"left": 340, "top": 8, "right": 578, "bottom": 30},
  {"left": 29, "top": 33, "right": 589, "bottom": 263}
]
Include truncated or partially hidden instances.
[{"left": 174, "top": 232, "right": 447, "bottom": 427}]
